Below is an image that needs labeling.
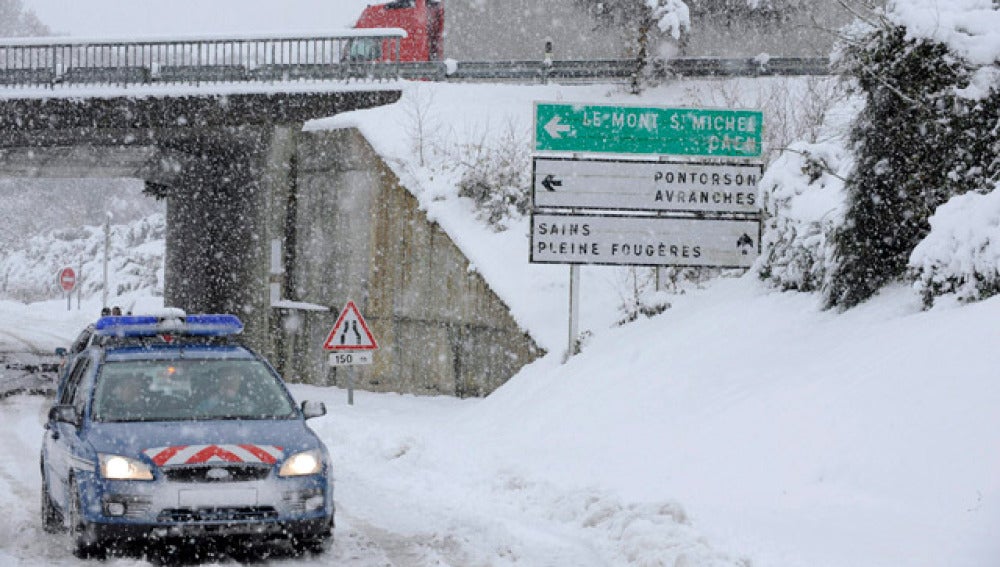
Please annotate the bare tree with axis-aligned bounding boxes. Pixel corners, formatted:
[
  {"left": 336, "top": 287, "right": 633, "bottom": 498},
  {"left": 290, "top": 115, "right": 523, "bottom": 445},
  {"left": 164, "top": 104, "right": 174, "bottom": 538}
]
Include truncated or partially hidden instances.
[
  {"left": 402, "top": 84, "right": 442, "bottom": 168},
  {"left": 0, "top": 0, "right": 49, "bottom": 37},
  {"left": 574, "top": 0, "right": 690, "bottom": 93},
  {"left": 576, "top": 0, "right": 818, "bottom": 92}
]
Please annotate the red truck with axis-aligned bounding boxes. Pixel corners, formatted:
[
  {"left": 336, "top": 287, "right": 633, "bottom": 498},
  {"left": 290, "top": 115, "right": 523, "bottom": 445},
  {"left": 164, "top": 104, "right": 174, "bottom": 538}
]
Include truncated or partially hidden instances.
[{"left": 350, "top": 0, "right": 444, "bottom": 62}]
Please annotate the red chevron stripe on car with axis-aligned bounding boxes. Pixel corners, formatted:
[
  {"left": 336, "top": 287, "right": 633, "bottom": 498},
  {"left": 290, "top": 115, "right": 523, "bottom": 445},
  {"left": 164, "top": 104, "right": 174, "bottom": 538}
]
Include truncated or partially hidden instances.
[{"left": 143, "top": 444, "right": 284, "bottom": 466}]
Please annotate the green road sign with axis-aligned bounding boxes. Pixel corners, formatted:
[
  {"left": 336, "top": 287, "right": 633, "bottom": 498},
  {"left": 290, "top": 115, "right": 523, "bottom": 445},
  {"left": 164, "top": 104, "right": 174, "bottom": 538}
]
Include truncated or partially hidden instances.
[{"left": 534, "top": 102, "right": 763, "bottom": 158}]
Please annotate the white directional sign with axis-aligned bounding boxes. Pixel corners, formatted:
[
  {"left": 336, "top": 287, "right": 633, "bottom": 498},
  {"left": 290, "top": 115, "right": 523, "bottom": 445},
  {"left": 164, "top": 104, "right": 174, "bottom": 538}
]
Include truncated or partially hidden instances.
[
  {"left": 531, "top": 213, "right": 760, "bottom": 268},
  {"left": 533, "top": 157, "right": 762, "bottom": 214}
]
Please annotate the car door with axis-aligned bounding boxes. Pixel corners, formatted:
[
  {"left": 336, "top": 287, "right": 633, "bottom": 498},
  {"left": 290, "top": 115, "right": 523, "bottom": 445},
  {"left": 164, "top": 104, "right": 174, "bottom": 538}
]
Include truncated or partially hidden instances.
[
  {"left": 43, "top": 355, "right": 93, "bottom": 511},
  {"left": 55, "top": 325, "right": 94, "bottom": 400}
]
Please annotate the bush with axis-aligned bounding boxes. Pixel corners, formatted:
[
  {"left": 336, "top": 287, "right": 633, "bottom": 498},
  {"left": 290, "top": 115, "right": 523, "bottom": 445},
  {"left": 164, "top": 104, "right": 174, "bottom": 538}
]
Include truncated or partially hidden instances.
[
  {"left": 757, "top": 139, "right": 853, "bottom": 292},
  {"left": 614, "top": 268, "right": 671, "bottom": 326},
  {"left": 454, "top": 124, "right": 531, "bottom": 231},
  {"left": 910, "top": 186, "right": 1000, "bottom": 307},
  {"left": 825, "top": 23, "right": 998, "bottom": 309}
]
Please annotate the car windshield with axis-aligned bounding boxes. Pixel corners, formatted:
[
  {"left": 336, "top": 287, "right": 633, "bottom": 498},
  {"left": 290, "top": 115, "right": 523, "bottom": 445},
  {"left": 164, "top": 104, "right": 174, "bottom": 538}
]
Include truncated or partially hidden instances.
[{"left": 91, "top": 358, "right": 297, "bottom": 422}]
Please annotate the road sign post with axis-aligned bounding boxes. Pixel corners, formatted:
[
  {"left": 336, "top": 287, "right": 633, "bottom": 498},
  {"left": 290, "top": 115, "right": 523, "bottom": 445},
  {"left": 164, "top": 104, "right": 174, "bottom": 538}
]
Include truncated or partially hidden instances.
[
  {"left": 58, "top": 267, "right": 77, "bottom": 311},
  {"left": 566, "top": 264, "right": 580, "bottom": 362},
  {"left": 531, "top": 101, "right": 765, "bottom": 361},
  {"left": 322, "top": 300, "right": 379, "bottom": 405}
]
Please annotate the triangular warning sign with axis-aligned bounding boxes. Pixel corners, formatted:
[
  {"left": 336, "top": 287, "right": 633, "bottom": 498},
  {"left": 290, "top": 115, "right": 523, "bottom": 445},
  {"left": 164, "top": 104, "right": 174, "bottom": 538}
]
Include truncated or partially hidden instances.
[{"left": 322, "top": 300, "right": 378, "bottom": 351}]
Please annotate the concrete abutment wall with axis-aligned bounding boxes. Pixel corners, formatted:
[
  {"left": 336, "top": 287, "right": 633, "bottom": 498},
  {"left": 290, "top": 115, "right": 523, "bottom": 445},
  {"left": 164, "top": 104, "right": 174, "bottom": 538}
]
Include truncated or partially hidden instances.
[{"left": 279, "top": 128, "right": 542, "bottom": 396}]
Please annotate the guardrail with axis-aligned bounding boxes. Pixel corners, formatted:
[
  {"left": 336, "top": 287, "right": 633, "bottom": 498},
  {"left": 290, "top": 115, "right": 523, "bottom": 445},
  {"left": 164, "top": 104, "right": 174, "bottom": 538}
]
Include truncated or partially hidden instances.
[
  {"left": 0, "top": 30, "right": 407, "bottom": 89},
  {"left": 0, "top": 30, "right": 830, "bottom": 90},
  {"left": 409, "top": 57, "right": 830, "bottom": 82}
]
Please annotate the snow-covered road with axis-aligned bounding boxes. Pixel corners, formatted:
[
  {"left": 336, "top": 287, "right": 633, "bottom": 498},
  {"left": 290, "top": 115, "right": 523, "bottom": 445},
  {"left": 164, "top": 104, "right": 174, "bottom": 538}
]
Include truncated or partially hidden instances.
[
  {"left": 0, "top": 394, "right": 491, "bottom": 567},
  {"left": 0, "top": 385, "right": 740, "bottom": 567},
  {"left": 0, "top": 296, "right": 745, "bottom": 567},
  {"left": 0, "top": 394, "right": 511, "bottom": 567}
]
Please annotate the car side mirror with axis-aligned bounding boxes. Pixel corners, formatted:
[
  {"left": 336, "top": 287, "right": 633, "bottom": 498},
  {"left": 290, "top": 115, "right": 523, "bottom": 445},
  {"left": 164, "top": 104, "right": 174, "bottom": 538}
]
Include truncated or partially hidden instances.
[
  {"left": 301, "top": 400, "right": 327, "bottom": 420},
  {"left": 49, "top": 405, "right": 80, "bottom": 427},
  {"left": 54, "top": 347, "right": 67, "bottom": 357}
]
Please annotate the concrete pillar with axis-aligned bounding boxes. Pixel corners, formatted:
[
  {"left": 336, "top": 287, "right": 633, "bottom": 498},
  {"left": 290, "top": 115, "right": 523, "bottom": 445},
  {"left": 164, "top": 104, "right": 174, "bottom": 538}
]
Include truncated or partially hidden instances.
[
  {"left": 164, "top": 126, "right": 298, "bottom": 357},
  {"left": 258, "top": 126, "right": 301, "bottom": 374}
]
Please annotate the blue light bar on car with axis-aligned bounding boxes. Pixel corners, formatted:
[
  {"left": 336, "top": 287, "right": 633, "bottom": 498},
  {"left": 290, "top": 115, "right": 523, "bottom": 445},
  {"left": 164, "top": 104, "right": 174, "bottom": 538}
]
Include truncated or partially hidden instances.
[
  {"left": 94, "top": 314, "right": 244, "bottom": 337},
  {"left": 182, "top": 315, "right": 245, "bottom": 336}
]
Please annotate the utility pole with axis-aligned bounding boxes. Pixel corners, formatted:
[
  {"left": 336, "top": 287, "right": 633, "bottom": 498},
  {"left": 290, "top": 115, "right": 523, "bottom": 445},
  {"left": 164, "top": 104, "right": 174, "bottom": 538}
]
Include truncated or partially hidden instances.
[{"left": 102, "top": 213, "right": 111, "bottom": 310}]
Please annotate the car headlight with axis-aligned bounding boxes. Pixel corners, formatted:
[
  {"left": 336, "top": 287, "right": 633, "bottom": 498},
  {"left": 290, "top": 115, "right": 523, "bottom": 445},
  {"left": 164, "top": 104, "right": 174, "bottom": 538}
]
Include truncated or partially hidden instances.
[
  {"left": 99, "top": 454, "right": 154, "bottom": 481},
  {"left": 279, "top": 450, "right": 323, "bottom": 477}
]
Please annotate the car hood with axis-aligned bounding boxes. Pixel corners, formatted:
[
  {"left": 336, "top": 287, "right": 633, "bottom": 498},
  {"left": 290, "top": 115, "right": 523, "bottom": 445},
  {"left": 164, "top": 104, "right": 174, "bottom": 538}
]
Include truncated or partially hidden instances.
[{"left": 85, "top": 419, "right": 323, "bottom": 464}]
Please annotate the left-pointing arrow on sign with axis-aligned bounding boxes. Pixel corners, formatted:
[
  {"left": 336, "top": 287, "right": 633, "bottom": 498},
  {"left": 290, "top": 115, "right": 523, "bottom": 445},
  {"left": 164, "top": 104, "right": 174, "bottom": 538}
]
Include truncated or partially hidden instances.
[
  {"left": 543, "top": 115, "right": 572, "bottom": 139},
  {"left": 541, "top": 174, "right": 562, "bottom": 191}
]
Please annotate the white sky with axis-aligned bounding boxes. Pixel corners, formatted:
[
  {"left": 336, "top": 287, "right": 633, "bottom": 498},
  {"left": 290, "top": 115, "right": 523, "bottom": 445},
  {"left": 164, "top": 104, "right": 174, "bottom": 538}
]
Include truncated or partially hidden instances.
[{"left": 23, "top": 0, "right": 373, "bottom": 37}]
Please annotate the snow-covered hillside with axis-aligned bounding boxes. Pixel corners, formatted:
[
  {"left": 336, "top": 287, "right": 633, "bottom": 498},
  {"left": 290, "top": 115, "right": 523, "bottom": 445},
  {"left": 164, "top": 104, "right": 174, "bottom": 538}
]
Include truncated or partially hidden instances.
[{"left": 0, "top": 213, "right": 164, "bottom": 304}]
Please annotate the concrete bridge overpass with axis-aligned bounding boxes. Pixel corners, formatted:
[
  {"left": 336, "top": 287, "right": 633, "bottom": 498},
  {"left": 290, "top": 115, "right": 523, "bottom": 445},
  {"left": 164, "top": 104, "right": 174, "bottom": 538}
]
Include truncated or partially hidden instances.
[{"left": 0, "top": 32, "right": 541, "bottom": 397}]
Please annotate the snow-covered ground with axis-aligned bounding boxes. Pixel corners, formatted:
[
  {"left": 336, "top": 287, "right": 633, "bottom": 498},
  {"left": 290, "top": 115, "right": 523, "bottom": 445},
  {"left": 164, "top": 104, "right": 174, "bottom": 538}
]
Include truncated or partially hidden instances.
[{"left": 2, "top": 276, "right": 999, "bottom": 566}]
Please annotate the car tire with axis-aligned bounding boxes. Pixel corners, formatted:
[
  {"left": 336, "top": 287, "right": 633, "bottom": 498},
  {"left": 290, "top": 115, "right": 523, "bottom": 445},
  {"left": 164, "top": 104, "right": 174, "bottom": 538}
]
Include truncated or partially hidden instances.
[
  {"left": 293, "top": 516, "right": 333, "bottom": 555},
  {"left": 295, "top": 535, "right": 331, "bottom": 555},
  {"left": 40, "top": 471, "right": 64, "bottom": 534},
  {"left": 67, "top": 477, "right": 104, "bottom": 559}
]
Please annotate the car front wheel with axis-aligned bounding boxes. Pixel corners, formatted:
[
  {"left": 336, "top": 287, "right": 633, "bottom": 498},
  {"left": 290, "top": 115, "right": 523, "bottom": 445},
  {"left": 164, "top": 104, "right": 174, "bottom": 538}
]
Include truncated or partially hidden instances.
[
  {"left": 292, "top": 516, "right": 334, "bottom": 555},
  {"left": 40, "top": 471, "right": 64, "bottom": 534},
  {"left": 67, "top": 477, "right": 103, "bottom": 559}
]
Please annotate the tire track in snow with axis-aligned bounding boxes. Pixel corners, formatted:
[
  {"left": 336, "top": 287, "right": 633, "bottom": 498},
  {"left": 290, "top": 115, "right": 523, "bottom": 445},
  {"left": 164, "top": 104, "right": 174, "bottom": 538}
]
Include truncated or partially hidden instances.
[
  {"left": 0, "top": 324, "right": 69, "bottom": 354},
  {"left": 319, "top": 504, "right": 472, "bottom": 567},
  {"left": 0, "top": 395, "right": 464, "bottom": 567},
  {"left": 0, "top": 329, "right": 45, "bottom": 353},
  {"left": 0, "top": 397, "right": 80, "bottom": 566}
]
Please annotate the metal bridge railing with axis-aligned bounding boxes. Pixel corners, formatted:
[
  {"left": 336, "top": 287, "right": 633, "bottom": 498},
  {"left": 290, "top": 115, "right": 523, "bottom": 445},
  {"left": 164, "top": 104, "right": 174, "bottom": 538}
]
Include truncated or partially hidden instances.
[
  {"left": 0, "top": 30, "right": 831, "bottom": 90},
  {"left": 0, "top": 30, "right": 406, "bottom": 89}
]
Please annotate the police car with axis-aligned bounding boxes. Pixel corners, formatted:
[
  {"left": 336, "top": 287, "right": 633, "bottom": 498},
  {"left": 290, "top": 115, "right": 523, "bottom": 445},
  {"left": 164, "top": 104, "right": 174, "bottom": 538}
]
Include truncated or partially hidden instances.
[{"left": 41, "top": 313, "right": 334, "bottom": 557}]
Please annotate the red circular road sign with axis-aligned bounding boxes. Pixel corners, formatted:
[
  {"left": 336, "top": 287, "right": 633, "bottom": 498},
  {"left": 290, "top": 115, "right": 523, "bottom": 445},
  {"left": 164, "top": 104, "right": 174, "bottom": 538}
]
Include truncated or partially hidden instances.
[{"left": 58, "top": 267, "right": 77, "bottom": 293}]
